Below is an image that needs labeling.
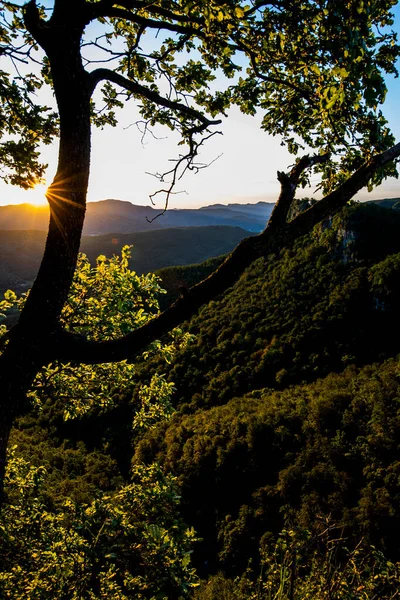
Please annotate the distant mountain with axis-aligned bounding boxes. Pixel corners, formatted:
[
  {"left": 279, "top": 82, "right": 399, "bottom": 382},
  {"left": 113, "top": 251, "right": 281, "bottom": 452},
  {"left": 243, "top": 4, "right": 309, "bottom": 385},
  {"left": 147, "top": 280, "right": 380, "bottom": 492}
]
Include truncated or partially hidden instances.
[
  {"left": 368, "top": 197, "right": 400, "bottom": 210},
  {"left": 2, "top": 198, "right": 399, "bottom": 235},
  {"left": 0, "top": 199, "right": 274, "bottom": 234},
  {"left": 199, "top": 201, "right": 273, "bottom": 217},
  {"left": 0, "top": 204, "right": 50, "bottom": 231},
  {"left": 0, "top": 226, "right": 251, "bottom": 295}
]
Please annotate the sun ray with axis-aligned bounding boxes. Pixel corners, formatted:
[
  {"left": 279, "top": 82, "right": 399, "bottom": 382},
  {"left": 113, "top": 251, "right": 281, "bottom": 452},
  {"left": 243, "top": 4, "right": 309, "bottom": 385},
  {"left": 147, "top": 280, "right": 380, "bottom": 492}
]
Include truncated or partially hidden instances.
[
  {"left": 26, "top": 183, "right": 49, "bottom": 206},
  {"left": 46, "top": 190, "right": 85, "bottom": 210}
]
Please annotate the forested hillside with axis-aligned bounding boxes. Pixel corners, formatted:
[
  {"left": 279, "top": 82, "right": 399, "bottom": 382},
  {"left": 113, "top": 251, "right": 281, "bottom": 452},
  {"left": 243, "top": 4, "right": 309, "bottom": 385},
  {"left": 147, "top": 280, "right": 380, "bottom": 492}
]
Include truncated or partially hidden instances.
[
  {"left": 3, "top": 202, "right": 400, "bottom": 596},
  {"left": 147, "top": 203, "right": 400, "bottom": 408},
  {"left": 368, "top": 197, "right": 400, "bottom": 209},
  {"left": 130, "top": 202, "right": 400, "bottom": 575},
  {"left": 136, "top": 357, "right": 400, "bottom": 574}
]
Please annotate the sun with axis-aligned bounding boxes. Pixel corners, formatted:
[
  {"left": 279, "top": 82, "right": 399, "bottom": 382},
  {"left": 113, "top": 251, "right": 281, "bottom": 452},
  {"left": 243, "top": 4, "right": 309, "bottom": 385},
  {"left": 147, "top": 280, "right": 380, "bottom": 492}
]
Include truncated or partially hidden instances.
[{"left": 27, "top": 183, "right": 49, "bottom": 207}]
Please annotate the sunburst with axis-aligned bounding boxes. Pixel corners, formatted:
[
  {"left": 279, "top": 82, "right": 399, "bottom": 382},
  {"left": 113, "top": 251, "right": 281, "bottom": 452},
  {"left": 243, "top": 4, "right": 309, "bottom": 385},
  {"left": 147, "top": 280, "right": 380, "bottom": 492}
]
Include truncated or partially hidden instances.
[{"left": 27, "top": 183, "right": 49, "bottom": 207}]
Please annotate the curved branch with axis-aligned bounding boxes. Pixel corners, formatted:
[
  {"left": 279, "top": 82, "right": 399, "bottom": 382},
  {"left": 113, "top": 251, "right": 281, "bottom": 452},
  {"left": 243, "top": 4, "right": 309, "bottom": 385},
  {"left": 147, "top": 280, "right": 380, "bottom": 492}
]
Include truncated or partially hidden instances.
[
  {"left": 96, "top": 7, "right": 199, "bottom": 35},
  {"left": 268, "top": 153, "right": 330, "bottom": 229},
  {"left": 146, "top": 130, "right": 222, "bottom": 215},
  {"left": 23, "top": 0, "right": 47, "bottom": 44},
  {"left": 51, "top": 141, "right": 400, "bottom": 365},
  {"left": 84, "top": 0, "right": 203, "bottom": 25},
  {"left": 298, "top": 142, "right": 400, "bottom": 226},
  {"left": 83, "top": 1, "right": 203, "bottom": 32},
  {"left": 89, "top": 67, "right": 221, "bottom": 127},
  {"left": 245, "top": 1, "right": 282, "bottom": 16},
  {"left": 52, "top": 234, "right": 260, "bottom": 364}
]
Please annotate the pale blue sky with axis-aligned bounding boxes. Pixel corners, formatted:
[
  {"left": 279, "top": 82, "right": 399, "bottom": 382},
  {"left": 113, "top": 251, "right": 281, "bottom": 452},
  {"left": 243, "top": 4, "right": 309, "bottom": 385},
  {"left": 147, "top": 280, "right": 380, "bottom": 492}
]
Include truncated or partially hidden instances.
[{"left": 1, "top": 2, "right": 399, "bottom": 208}]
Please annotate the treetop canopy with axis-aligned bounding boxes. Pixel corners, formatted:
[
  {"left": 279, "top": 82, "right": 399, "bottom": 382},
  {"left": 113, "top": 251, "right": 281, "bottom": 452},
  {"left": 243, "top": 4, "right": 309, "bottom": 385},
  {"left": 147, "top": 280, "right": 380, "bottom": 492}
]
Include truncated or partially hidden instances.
[{"left": 0, "top": 0, "right": 399, "bottom": 197}]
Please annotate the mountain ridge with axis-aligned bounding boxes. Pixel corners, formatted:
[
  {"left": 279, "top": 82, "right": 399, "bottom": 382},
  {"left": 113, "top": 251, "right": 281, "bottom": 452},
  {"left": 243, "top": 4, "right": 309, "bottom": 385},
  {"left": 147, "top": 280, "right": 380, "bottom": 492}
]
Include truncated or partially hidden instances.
[
  {"left": 0, "top": 199, "right": 274, "bottom": 234},
  {"left": 1, "top": 197, "right": 398, "bottom": 234}
]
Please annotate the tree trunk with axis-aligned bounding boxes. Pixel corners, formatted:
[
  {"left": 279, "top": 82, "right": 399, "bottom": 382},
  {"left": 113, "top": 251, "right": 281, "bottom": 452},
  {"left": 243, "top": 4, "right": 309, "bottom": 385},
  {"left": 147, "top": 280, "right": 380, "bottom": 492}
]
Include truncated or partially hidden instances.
[{"left": 0, "top": 24, "right": 91, "bottom": 499}]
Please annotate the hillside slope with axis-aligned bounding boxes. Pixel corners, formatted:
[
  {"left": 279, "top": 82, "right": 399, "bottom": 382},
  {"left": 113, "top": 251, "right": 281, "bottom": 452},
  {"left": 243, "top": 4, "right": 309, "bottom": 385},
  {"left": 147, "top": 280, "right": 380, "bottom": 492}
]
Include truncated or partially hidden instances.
[
  {"left": 136, "top": 356, "right": 400, "bottom": 573},
  {"left": 369, "top": 197, "right": 400, "bottom": 209},
  {"left": 144, "top": 203, "right": 400, "bottom": 411},
  {"left": 133, "top": 202, "right": 400, "bottom": 573}
]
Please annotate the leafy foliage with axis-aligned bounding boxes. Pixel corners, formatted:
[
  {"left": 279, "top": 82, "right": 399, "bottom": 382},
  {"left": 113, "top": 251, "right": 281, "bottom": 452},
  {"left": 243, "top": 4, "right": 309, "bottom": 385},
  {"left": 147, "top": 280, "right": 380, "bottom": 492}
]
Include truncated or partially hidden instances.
[
  {"left": 0, "top": 3, "right": 57, "bottom": 188},
  {"left": 230, "top": 0, "right": 400, "bottom": 191},
  {"left": 0, "top": 451, "right": 199, "bottom": 599},
  {"left": 2, "top": 246, "right": 168, "bottom": 419},
  {"left": 0, "top": 246, "right": 199, "bottom": 598},
  {"left": 1, "top": 0, "right": 399, "bottom": 194}
]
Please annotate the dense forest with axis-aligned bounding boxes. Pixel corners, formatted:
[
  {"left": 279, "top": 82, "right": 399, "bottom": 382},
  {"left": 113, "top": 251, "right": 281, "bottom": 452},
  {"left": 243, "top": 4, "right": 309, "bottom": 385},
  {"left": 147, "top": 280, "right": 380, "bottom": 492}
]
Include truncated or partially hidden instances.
[{"left": 1, "top": 202, "right": 400, "bottom": 597}]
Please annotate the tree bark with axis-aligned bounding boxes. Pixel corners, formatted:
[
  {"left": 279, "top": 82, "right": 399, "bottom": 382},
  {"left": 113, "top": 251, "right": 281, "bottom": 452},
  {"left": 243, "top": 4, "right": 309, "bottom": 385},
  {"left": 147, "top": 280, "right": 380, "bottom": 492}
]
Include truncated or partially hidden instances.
[{"left": 0, "top": 10, "right": 91, "bottom": 498}]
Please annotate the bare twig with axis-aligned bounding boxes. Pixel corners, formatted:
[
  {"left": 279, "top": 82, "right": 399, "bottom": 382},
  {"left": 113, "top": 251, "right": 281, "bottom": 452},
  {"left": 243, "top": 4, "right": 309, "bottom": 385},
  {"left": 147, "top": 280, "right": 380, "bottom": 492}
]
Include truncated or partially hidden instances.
[
  {"left": 130, "top": 119, "right": 167, "bottom": 144},
  {"left": 145, "top": 130, "right": 221, "bottom": 218}
]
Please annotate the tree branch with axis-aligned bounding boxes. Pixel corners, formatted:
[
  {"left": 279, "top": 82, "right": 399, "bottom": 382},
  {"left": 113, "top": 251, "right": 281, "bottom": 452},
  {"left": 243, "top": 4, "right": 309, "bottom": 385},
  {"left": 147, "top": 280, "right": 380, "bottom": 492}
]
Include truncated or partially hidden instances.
[
  {"left": 232, "top": 34, "right": 313, "bottom": 102},
  {"left": 51, "top": 234, "right": 260, "bottom": 364},
  {"left": 84, "top": 0, "right": 204, "bottom": 27},
  {"left": 268, "top": 153, "right": 330, "bottom": 229},
  {"left": 23, "top": 0, "right": 46, "bottom": 43},
  {"left": 51, "top": 141, "right": 400, "bottom": 365},
  {"left": 146, "top": 130, "right": 222, "bottom": 217},
  {"left": 83, "top": 2, "right": 201, "bottom": 35},
  {"left": 245, "top": 1, "right": 282, "bottom": 16},
  {"left": 99, "top": 7, "right": 199, "bottom": 35},
  {"left": 297, "top": 142, "right": 400, "bottom": 227},
  {"left": 89, "top": 67, "right": 221, "bottom": 128}
]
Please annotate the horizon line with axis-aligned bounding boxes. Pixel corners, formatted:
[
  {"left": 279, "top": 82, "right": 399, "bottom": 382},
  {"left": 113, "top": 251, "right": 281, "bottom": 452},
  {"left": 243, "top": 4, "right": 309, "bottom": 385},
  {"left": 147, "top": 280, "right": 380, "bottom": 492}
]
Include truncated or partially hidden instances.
[{"left": 1, "top": 194, "right": 400, "bottom": 211}]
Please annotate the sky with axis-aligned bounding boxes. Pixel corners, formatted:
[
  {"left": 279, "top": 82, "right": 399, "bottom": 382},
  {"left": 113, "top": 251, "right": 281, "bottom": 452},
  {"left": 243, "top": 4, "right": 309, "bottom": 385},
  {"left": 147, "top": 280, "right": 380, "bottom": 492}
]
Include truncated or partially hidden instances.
[{"left": 1, "top": 3, "right": 400, "bottom": 209}]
